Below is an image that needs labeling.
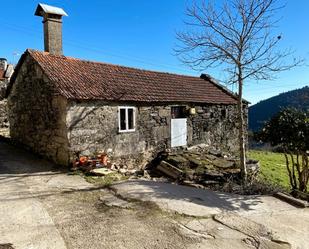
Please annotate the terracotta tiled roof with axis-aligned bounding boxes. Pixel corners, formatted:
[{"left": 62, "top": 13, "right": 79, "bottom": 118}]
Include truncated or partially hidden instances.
[{"left": 21, "top": 49, "right": 238, "bottom": 104}]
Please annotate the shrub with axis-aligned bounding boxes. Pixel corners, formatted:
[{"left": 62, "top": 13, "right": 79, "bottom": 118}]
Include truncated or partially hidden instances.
[{"left": 257, "top": 108, "right": 309, "bottom": 192}]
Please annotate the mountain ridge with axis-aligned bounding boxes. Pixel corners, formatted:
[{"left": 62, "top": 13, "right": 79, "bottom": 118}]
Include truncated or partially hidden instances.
[{"left": 249, "top": 86, "right": 309, "bottom": 131}]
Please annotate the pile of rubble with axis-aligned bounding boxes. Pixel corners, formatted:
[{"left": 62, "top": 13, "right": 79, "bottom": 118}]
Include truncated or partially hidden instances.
[
  {"left": 146, "top": 144, "right": 260, "bottom": 188},
  {"left": 71, "top": 144, "right": 260, "bottom": 189}
]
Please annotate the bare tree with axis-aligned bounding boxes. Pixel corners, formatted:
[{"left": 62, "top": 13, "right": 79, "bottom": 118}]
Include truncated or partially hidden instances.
[{"left": 176, "top": 0, "right": 302, "bottom": 183}]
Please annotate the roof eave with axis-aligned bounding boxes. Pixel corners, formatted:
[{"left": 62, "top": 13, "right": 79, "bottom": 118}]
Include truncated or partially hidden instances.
[{"left": 200, "top": 74, "right": 250, "bottom": 105}]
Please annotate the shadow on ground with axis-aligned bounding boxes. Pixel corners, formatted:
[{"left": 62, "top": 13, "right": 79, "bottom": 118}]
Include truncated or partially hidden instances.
[
  {"left": 0, "top": 138, "right": 97, "bottom": 202},
  {"left": 0, "top": 138, "right": 67, "bottom": 175},
  {"left": 0, "top": 138, "right": 285, "bottom": 215},
  {"left": 112, "top": 180, "right": 265, "bottom": 214}
]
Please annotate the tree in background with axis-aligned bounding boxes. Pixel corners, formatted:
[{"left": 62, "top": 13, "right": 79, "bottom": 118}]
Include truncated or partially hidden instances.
[
  {"left": 176, "top": 0, "right": 302, "bottom": 183},
  {"left": 258, "top": 108, "right": 309, "bottom": 192}
]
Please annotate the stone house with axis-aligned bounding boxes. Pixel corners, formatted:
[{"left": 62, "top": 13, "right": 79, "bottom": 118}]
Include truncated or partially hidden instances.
[
  {"left": 0, "top": 58, "right": 14, "bottom": 135},
  {"left": 7, "top": 4, "right": 248, "bottom": 167}
]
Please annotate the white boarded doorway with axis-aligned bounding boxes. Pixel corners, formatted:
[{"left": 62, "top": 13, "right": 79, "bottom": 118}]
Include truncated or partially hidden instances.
[
  {"left": 171, "top": 119, "right": 187, "bottom": 147},
  {"left": 171, "top": 106, "right": 187, "bottom": 148}
]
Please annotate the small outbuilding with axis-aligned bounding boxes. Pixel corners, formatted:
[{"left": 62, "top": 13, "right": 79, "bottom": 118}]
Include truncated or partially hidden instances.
[{"left": 7, "top": 4, "right": 248, "bottom": 167}]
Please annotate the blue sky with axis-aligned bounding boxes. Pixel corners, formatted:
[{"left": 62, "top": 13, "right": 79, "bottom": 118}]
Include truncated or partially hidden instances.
[{"left": 1, "top": 0, "right": 308, "bottom": 105}]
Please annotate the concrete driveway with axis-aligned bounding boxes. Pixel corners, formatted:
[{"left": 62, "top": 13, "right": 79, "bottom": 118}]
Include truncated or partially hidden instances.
[
  {"left": 0, "top": 140, "right": 92, "bottom": 249},
  {"left": 0, "top": 139, "right": 308, "bottom": 249},
  {"left": 111, "top": 180, "right": 295, "bottom": 216},
  {"left": 112, "top": 180, "right": 309, "bottom": 249}
]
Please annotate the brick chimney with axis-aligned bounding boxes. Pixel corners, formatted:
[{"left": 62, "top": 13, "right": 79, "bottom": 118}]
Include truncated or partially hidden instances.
[{"left": 35, "top": 3, "right": 68, "bottom": 55}]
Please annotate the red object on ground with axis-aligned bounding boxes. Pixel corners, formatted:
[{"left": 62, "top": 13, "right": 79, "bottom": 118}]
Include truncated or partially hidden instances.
[
  {"left": 79, "top": 156, "right": 88, "bottom": 165},
  {"left": 101, "top": 154, "right": 108, "bottom": 166}
]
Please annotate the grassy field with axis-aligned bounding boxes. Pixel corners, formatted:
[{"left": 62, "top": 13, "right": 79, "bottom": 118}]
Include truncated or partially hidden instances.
[{"left": 248, "top": 150, "right": 291, "bottom": 189}]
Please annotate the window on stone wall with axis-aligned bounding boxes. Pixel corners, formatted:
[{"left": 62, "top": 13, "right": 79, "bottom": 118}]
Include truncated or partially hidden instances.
[
  {"left": 171, "top": 106, "right": 186, "bottom": 119},
  {"left": 118, "top": 107, "right": 136, "bottom": 132},
  {"left": 221, "top": 109, "right": 227, "bottom": 118}
]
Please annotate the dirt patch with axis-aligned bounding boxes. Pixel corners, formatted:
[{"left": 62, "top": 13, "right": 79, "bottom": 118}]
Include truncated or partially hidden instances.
[{"left": 40, "top": 188, "right": 199, "bottom": 249}]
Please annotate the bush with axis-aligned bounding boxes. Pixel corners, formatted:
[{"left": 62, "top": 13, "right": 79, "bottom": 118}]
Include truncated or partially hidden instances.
[{"left": 257, "top": 108, "right": 309, "bottom": 192}]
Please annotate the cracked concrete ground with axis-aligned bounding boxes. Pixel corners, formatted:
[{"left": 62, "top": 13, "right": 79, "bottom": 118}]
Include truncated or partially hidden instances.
[
  {"left": 0, "top": 140, "right": 308, "bottom": 249},
  {"left": 0, "top": 141, "right": 200, "bottom": 249},
  {"left": 112, "top": 180, "right": 309, "bottom": 249}
]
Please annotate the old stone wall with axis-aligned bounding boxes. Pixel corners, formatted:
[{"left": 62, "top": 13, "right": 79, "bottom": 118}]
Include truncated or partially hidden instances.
[
  {"left": 190, "top": 105, "right": 247, "bottom": 154},
  {"left": 0, "top": 68, "right": 9, "bottom": 135},
  {"left": 8, "top": 55, "right": 69, "bottom": 165},
  {"left": 0, "top": 79, "right": 9, "bottom": 136},
  {"left": 66, "top": 102, "right": 171, "bottom": 168},
  {"left": 0, "top": 77, "right": 9, "bottom": 135},
  {"left": 0, "top": 99, "right": 9, "bottom": 136},
  {"left": 66, "top": 101, "right": 246, "bottom": 168},
  {"left": 0, "top": 80, "right": 7, "bottom": 100},
  {"left": 0, "top": 59, "right": 14, "bottom": 136}
]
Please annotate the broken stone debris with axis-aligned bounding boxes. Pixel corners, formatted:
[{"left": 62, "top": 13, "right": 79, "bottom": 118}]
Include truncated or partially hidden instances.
[
  {"left": 149, "top": 144, "right": 260, "bottom": 188},
  {"left": 71, "top": 144, "right": 260, "bottom": 190},
  {"left": 156, "top": 161, "right": 183, "bottom": 180},
  {"left": 91, "top": 168, "right": 114, "bottom": 176}
]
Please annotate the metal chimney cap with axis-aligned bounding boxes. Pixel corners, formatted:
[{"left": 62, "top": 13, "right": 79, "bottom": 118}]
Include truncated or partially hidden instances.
[{"left": 35, "top": 3, "right": 68, "bottom": 17}]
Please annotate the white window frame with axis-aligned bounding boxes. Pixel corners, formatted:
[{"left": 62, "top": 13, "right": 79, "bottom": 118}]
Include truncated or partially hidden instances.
[{"left": 118, "top": 106, "right": 136, "bottom": 133}]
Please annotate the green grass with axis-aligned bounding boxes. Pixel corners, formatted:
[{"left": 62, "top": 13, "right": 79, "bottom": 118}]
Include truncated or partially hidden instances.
[
  {"left": 248, "top": 150, "right": 291, "bottom": 189},
  {"left": 84, "top": 172, "right": 129, "bottom": 188}
]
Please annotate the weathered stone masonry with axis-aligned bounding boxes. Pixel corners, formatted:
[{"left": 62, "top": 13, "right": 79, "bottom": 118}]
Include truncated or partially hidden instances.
[
  {"left": 0, "top": 58, "right": 14, "bottom": 135},
  {"left": 189, "top": 105, "right": 247, "bottom": 153},
  {"left": 8, "top": 56, "right": 69, "bottom": 165},
  {"left": 66, "top": 103, "right": 172, "bottom": 167},
  {"left": 66, "top": 101, "right": 244, "bottom": 168},
  {"left": 0, "top": 99, "right": 8, "bottom": 132}
]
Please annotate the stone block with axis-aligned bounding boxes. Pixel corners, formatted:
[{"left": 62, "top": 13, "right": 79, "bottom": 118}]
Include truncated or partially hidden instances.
[
  {"left": 158, "top": 109, "right": 170, "bottom": 117},
  {"left": 157, "top": 161, "right": 183, "bottom": 179},
  {"left": 166, "top": 155, "right": 190, "bottom": 168},
  {"left": 196, "top": 107, "right": 204, "bottom": 114}
]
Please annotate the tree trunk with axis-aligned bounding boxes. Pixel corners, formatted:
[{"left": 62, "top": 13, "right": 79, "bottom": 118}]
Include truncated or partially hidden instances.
[
  {"left": 284, "top": 152, "right": 295, "bottom": 189},
  {"left": 237, "top": 76, "right": 247, "bottom": 183}
]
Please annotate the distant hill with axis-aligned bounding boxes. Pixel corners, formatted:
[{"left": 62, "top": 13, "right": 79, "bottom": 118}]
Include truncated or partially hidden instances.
[{"left": 249, "top": 86, "right": 309, "bottom": 131}]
